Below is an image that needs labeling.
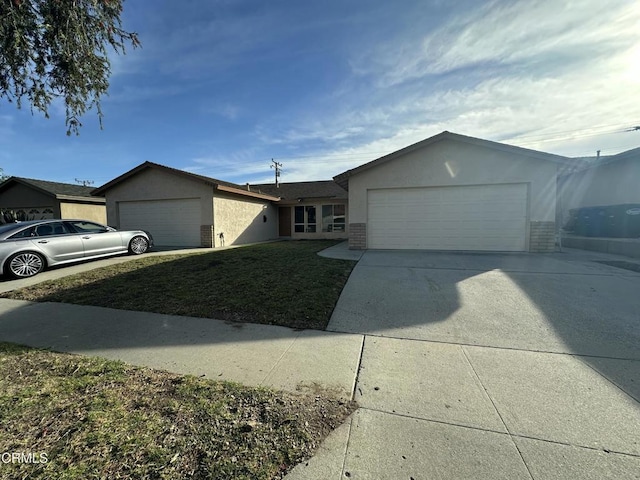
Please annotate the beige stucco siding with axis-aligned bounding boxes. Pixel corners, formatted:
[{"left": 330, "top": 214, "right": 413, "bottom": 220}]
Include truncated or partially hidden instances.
[
  {"left": 60, "top": 202, "right": 107, "bottom": 223},
  {"left": 213, "top": 193, "right": 277, "bottom": 246},
  {"left": 103, "top": 168, "right": 214, "bottom": 228},
  {"left": 348, "top": 139, "right": 558, "bottom": 224}
]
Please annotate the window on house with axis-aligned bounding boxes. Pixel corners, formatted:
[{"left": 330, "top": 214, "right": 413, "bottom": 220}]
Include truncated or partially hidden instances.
[
  {"left": 321, "top": 204, "right": 346, "bottom": 232},
  {"left": 294, "top": 205, "right": 317, "bottom": 233}
]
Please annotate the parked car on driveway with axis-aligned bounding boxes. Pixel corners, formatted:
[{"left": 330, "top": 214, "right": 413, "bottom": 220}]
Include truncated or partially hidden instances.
[{"left": 0, "top": 219, "right": 153, "bottom": 278}]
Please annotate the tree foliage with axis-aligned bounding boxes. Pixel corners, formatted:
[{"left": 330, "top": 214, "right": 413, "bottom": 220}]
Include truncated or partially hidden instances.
[{"left": 0, "top": 0, "right": 140, "bottom": 135}]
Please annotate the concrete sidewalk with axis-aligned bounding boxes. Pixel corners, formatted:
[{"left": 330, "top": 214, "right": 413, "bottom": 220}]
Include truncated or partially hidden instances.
[{"left": 0, "top": 299, "right": 363, "bottom": 399}]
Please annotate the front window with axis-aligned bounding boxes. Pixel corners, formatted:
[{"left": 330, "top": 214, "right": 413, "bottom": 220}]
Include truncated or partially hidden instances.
[
  {"left": 322, "top": 204, "right": 346, "bottom": 232},
  {"left": 294, "top": 206, "right": 317, "bottom": 233}
]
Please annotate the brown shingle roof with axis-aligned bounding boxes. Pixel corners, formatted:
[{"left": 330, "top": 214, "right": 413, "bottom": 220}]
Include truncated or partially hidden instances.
[
  {"left": 250, "top": 181, "right": 347, "bottom": 201},
  {"left": 93, "top": 161, "right": 279, "bottom": 201},
  {"left": 0, "top": 177, "right": 104, "bottom": 200}
]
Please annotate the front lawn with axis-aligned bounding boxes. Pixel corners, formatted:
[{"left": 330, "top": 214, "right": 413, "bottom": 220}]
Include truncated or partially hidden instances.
[
  {"left": 2, "top": 241, "right": 355, "bottom": 330},
  {"left": 0, "top": 342, "right": 355, "bottom": 480}
]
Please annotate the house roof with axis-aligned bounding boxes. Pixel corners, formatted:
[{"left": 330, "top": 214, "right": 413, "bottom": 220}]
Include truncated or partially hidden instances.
[
  {"left": 249, "top": 180, "right": 347, "bottom": 201},
  {"left": 333, "top": 131, "right": 573, "bottom": 189},
  {"left": 0, "top": 177, "right": 105, "bottom": 203},
  {"left": 92, "top": 161, "right": 280, "bottom": 201},
  {"left": 559, "top": 146, "right": 640, "bottom": 176}
]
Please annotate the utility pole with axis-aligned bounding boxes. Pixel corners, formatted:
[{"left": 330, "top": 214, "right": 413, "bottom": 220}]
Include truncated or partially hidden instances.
[{"left": 270, "top": 159, "right": 282, "bottom": 188}]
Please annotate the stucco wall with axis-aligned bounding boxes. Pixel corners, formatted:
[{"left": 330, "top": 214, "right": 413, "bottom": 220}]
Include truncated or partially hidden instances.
[
  {"left": 348, "top": 139, "right": 558, "bottom": 224},
  {"left": 103, "top": 168, "right": 214, "bottom": 227},
  {"left": 558, "top": 158, "right": 640, "bottom": 225},
  {"left": 60, "top": 202, "right": 107, "bottom": 223},
  {"left": 213, "top": 193, "right": 277, "bottom": 246}
]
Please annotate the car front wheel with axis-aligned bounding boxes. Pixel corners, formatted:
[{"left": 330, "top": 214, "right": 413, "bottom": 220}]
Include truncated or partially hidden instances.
[
  {"left": 128, "top": 236, "right": 149, "bottom": 255},
  {"left": 7, "top": 252, "right": 45, "bottom": 278}
]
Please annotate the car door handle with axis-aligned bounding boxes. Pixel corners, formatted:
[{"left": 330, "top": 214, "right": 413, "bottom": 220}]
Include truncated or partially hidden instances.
[
  {"left": 37, "top": 240, "right": 49, "bottom": 244},
  {"left": 82, "top": 236, "right": 91, "bottom": 239}
]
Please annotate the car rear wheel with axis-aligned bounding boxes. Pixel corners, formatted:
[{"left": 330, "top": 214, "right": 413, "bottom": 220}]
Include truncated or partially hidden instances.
[
  {"left": 7, "top": 252, "right": 45, "bottom": 278},
  {"left": 128, "top": 236, "right": 149, "bottom": 255}
]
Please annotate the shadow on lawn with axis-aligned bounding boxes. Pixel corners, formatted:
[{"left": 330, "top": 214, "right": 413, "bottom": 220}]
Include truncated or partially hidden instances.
[{"left": 0, "top": 240, "right": 356, "bottom": 345}]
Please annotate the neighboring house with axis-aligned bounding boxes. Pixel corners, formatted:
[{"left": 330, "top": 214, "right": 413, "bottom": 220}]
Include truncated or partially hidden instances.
[
  {"left": 0, "top": 177, "right": 106, "bottom": 223},
  {"left": 334, "top": 131, "right": 572, "bottom": 252},
  {"left": 249, "top": 181, "right": 348, "bottom": 240},
  {"left": 92, "top": 162, "right": 280, "bottom": 248},
  {"left": 558, "top": 146, "right": 640, "bottom": 227}
]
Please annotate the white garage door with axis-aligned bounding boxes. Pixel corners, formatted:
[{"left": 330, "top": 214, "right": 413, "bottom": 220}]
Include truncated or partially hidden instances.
[
  {"left": 118, "top": 199, "right": 201, "bottom": 247},
  {"left": 368, "top": 184, "right": 528, "bottom": 251}
]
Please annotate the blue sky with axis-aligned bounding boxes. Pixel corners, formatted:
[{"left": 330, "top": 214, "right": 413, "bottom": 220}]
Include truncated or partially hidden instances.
[{"left": 2, "top": 0, "right": 639, "bottom": 187}]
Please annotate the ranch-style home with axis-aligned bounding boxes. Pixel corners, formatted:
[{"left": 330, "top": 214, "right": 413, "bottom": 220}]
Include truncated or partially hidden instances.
[
  {"left": 92, "top": 131, "right": 588, "bottom": 252},
  {"left": 0, "top": 176, "right": 106, "bottom": 223}
]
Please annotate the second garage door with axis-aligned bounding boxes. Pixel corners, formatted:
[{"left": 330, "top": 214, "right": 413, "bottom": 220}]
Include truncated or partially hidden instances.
[
  {"left": 367, "top": 184, "right": 528, "bottom": 251},
  {"left": 118, "top": 199, "right": 201, "bottom": 247}
]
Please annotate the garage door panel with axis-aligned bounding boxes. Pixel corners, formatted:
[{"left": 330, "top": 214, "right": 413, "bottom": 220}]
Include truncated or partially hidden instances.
[
  {"left": 118, "top": 199, "right": 201, "bottom": 247},
  {"left": 367, "top": 184, "right": 527, "bottom": 251}
]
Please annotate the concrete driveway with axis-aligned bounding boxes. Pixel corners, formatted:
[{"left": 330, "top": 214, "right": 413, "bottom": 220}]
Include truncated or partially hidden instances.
[{"left": 289, "top": 248, "right": 640, "bottom": 479}]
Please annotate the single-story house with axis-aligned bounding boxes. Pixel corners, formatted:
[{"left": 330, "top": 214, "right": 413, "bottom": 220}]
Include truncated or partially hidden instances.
[
  {"left": 249, "top": 181, "right": 348, "bottom": 239},
  {"left": 93, "top": 131, "right": 587, "bottom": 252},
  {"left": 334, "top": 131, "right": 573, "bottom": 252},
  {"left": 92, "top": 162, "right": 283, "bottom": 248},
  {"left": 0, "top": 177, "right": 106, "bottom": 223},
  {"left": 92, "top": 162, "right": 350, "bottom": 248},
  {"left": 557, "top": 146, "right": 640, "bottom": 226}
]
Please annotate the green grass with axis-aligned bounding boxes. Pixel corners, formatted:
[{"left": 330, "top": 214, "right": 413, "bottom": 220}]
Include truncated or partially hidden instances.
[
  {"left": 3, "top": 240, "right": 356, "bottom": 330},
  {"left": 0, "top": 342, "right": 356, "bottom": 480}
]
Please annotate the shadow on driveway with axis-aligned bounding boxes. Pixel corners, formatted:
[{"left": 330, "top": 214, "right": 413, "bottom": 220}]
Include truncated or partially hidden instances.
[{"left": 327, "top": 250, "right": 640, "bottom": 402}]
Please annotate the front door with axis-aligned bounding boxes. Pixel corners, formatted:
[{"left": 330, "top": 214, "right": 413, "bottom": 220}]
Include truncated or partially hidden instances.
[{"left": 278, "top": 207, "right": 292, "bottom": 236}]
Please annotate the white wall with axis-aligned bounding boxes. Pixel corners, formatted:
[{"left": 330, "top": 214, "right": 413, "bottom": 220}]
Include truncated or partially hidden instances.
[{"left": 348, "top": 138, "right": 558, "bottom": 224}]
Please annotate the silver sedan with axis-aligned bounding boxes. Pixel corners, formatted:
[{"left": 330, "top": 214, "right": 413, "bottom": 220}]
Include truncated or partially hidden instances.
[{"left": 0, "top": 219, "right": 154, "bottom": 278}]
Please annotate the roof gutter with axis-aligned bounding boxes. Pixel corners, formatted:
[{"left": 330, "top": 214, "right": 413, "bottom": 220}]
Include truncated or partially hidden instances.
[{"left": 55, "top": 194, "right": 106, "bottom": 203}]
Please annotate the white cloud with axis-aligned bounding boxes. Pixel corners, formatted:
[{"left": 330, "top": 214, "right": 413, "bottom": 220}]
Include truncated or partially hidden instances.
[
  {"left": 254, "top": 0, "right": 639, "bottom": 175},
  {"left": 358, "top": 0, "right": 638, "bottom": 86}
]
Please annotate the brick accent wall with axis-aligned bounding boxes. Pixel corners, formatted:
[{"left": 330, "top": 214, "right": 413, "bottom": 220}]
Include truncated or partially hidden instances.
[
  {"left": 529, "top": 221, "right": 555, "bottom": 253},
  {"left": 200, "top": 225, "right": 214, "bottom": 248},
  {"left": 349, "top": 223, "right": 367, "bottom": 250}
]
